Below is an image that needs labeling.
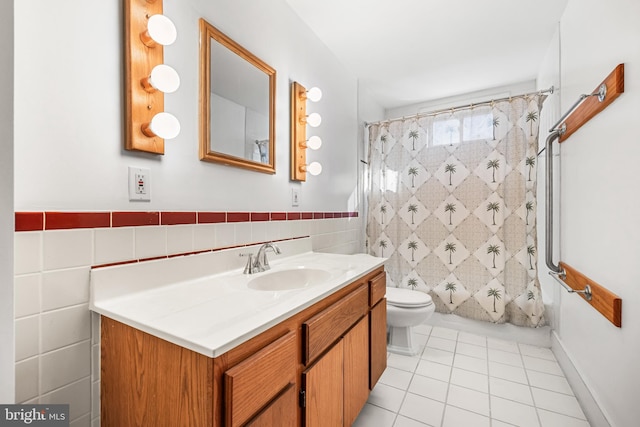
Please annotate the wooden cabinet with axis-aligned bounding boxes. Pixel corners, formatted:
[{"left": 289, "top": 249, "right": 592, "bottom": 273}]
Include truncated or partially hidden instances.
[
  {"left": 301, "top": 284, "right": 374, "bottom": 427},
  {"left": 302, "top": 285, "right": 368, "bottom": 364},
  {"left": 100, "top": 267, "right": 386, "bottom": 427},
  {"left": 301, "top": 316, "right": 370, "bottom": 427},
  {"left": 224, "top": 332, "right": 297, "bottom": 427}
]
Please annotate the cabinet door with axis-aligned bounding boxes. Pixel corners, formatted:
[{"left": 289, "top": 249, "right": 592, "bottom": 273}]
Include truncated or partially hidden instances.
[
  {"left": 302, "top": 340, "right": 344, "bottom": 427},
  {"left": 369, "top": 299, "right": 387, "bottom": 389},
  {"left": 225, "top": 332, "right": 297, "bottom": 427},
  {"left": 343, "top": 316, "right": 370, "bottom": 426},
  {"left": 245, "top": 383, "right": 297, "bottom": 427}
]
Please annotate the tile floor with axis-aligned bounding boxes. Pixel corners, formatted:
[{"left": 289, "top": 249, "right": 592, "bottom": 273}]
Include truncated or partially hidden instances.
[{"left": 353, "top": 324, "right": 590, "bottom": 427}]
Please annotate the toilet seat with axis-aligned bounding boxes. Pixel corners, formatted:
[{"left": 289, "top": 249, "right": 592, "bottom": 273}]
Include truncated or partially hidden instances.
[{"left": 386, "top": 287, "right": 433, "bottom": 308}]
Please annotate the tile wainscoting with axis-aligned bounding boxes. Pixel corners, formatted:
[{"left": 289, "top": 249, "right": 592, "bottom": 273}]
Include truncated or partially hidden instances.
[{"left": 13, "top": 210, "right": 363, "bottom": 427}]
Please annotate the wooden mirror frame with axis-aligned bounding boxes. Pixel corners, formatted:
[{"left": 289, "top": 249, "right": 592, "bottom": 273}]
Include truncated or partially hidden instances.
[{"left": 199, "top": 19, "right": 276, "bottom": 174}]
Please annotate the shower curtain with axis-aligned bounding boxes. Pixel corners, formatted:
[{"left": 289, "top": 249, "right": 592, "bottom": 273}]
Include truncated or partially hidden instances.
[{"left": 366, "top": 96, "right": 545, "bottom": 327}]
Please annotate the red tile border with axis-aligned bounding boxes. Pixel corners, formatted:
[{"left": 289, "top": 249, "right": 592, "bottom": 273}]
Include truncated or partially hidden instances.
[
  {"left": 137, "top": 255, "right": 170, "bottom": 263},
  {"left": 198, "top": 212, "right": 226, "bottom": 224},
  {"left": 227, "top": 212, "right": 250, "bottom": 222},
  {"left": 15, "top": 212, "right": 44, "bottom": 232},
  {"left": 91, "top": 259, "right": 140, "bottom": 269},
  {"left": 15, "top": 211, "right": 359, "bottom": 231},
  {"left": 167, "top": 249, "right": 212, "bottom": 258},
  {"left": 160, "top": 212, "right": 196, "bottom": 225},
  {"left": 250, "top": 212, "right": 270, "bottom": 222},
  {"left": 112, "top": 211, "right": 160, "bottom": 227},
  {"left": 45, "top": 212, "right": 111, "bottom": 230}
]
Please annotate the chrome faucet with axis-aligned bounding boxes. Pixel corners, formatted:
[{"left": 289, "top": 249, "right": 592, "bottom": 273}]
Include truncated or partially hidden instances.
[{"left": 241, "top": 242, "right": 281, "bottom": 274}]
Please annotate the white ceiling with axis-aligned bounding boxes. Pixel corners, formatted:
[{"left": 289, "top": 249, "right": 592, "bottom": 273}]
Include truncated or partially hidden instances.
[{"left": 285, "top": 0, "right": 568, "bottom": 109}]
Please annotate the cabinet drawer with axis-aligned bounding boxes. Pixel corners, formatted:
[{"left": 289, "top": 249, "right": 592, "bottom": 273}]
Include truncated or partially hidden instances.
[
  {"left": 369, "top": 271, "right": 386, "bottom": 307},
  {"left": 303, "top": 284, "right": 368, "bottom": 365},
  {"left": 224, "top": 331, "right": 297, "bottom": 427}
]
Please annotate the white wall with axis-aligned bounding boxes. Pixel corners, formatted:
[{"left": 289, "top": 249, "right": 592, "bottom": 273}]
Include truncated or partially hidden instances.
[
  {"left": 0, "top": 0, "right": 15, "bottom": 404},
  {"left": 539, "top": 1, "right": 640, "bottom": 426},
  {"left": 14, "top": 0, "right": 359, "bottom": 212}
]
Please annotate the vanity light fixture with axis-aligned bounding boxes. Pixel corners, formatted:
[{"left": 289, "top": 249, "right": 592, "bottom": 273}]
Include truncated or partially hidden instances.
[
  {"left": 141, "top": 112, "right": 181, "bottom": 139},
  {"left": 306, "top": 87, "right": 323, "bottom": 103},
  {"left": 302, "top": 162, "right": 323, "bottom": 176},
  {"left": 304, "top": 135, "right": 322, "bottom": 150},
  {"left": 305, "top": 112, "right": 322, "bottom": 127},
  {"left": 124, "top": 0, "right": 181, "bottom": 154},
  {"left": 141, "top": 64, "right": 181, "bottom": 93},
  {"left": 140, "top": 14, "right": 177, "bottom": 47},
  {"left": 291, "top": 81, "right": 323, "bottom": 181}
]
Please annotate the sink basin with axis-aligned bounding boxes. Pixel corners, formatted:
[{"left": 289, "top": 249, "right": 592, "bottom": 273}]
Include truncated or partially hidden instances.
[{"left": 247, "top": 268, "right": 332, "bottom": 291}]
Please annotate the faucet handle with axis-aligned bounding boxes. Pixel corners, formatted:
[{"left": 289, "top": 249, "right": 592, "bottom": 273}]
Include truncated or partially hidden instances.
[{"left": 240, "top": 253, "right": 256, "bottom": 274}]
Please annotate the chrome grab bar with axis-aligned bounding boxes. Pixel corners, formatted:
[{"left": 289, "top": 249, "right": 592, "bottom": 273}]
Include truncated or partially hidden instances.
[
  {"left": 544, "top": 128, "right": 564, "bottom": 275},
  {"left": 544, "top": 127, "right": 592, "bottom": 301},
  {"left": 549, "top": 271, "right": 593, "bottom": 301}
]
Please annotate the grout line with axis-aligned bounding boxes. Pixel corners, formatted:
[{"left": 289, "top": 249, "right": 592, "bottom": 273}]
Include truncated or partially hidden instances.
[
  {"left": 485, "top": 333, "right": 493, "bottom": 425},
  {"left": 441, "top": 330, "right": 459, "bottom": 426}
]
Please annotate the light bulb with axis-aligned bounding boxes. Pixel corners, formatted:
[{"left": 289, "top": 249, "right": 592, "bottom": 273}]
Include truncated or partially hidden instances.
[
  {"left": 306, "top": 162, "right": 322, "bottom": 176},
  {"left": 141, "top": 14, "right": 177, "bottom": 47},
  {"left": 306, "top": 113, "right": 322, "bottom": 127},
  {"left": 306, "top": 136, "right": 322, "bottom": 150},
  {"left": 307, "top": 87, "right": 322, "bottom": 102},
  {"left": 141, "top": 64, "right": 180, "bottom": 93},
  {"left": 142, "top": 112, "right": 180, "bottom": 139}
]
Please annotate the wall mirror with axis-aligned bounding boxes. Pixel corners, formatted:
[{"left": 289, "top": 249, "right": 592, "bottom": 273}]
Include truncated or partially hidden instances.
[{"left": 199, "top": 19, "right": 276, "bottom": 174}]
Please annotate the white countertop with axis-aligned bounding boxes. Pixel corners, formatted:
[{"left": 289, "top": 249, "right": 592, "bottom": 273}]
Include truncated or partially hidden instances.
[{"left": 90, "top": 238, "right": 386, "bottom": 357}]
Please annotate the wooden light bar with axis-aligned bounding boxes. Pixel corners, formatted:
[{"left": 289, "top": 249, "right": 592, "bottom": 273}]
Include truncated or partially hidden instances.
[
  {"left": 291, "top": 82, "right": 307, "bottom": 181},
  {"left": 124, "top": 0, "right": 166, "bottom": 154}
]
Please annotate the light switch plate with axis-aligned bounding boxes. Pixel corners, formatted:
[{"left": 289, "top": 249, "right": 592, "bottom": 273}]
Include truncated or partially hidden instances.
[{"left": 292, "top": 188, "right": 300, "bottom": 207}]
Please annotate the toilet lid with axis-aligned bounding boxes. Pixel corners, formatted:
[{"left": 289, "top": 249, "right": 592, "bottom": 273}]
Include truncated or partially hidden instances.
[{"left": 386, "top": 287, "right": 433, "bottom": 308}]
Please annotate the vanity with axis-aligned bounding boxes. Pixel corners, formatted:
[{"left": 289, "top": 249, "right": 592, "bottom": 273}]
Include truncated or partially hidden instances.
[{"left": 90, "top": 238, "right": 387, "bottom": 426}]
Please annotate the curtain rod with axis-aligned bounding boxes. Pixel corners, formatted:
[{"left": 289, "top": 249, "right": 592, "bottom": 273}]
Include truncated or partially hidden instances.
[{"left": 365, "top": 86, "right": 554, "bottom": 127}]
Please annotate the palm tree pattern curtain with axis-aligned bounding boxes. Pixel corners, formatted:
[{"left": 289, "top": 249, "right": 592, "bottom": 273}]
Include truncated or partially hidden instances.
[{"left": 366, "top": 96, "right": 545, "bottom": 327}]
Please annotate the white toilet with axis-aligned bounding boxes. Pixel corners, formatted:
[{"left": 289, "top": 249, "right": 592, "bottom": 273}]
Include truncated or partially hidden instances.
[{"left": 386, "top": 287, "right": 435, "bottom": 356}]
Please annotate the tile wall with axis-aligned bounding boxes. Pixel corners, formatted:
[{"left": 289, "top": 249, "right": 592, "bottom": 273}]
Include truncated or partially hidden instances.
[{"left": 13, "top": 211, "right": 363, "bottom": 427}]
